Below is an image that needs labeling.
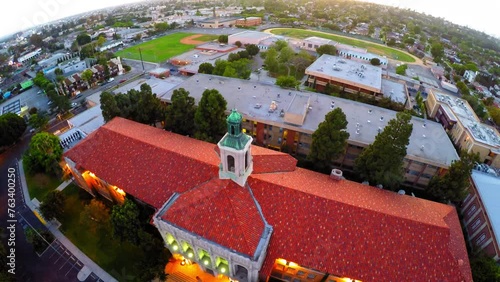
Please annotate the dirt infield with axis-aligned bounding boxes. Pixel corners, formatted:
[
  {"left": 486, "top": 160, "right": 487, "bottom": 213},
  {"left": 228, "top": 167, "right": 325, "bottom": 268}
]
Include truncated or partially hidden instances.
[{"left": 180, "top": 34, "right": 205, "bottom": 45}]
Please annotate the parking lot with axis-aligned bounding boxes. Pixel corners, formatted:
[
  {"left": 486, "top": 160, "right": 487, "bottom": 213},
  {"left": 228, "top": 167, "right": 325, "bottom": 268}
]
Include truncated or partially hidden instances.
[{"left": 40, "top": 240, "right": 103, "bottom": 282}]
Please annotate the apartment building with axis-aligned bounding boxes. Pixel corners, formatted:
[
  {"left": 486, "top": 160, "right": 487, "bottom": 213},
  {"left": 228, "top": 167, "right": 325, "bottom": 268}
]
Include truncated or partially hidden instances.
[
  {"left": 462, "top": 169, "right": 500, "bottom": 261},
  {"left": 162, "top": 74, "right": 459, "bottom": 188},
  {"left": 426, "top": 89, "right": 500, "bottom": 167}
]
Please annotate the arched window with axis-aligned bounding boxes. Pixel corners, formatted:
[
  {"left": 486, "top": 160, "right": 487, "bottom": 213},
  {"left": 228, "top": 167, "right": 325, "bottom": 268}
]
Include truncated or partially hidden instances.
[{"left": 227, "top": 155, "right": 235, "bottom": 172}]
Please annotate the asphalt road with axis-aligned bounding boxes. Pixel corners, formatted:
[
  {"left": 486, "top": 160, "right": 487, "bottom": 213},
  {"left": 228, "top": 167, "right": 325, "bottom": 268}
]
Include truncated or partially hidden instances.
[{"left": 0, "top": 136, "right": 100, "bottom": 282}]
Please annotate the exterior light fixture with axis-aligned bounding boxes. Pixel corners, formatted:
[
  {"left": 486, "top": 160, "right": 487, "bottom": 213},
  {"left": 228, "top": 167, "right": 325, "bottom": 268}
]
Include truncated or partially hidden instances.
[
  {"left": 220, "top": 267, "right": 226, "bottom": 273},
  {"left": 172, "top": 243, "right": 179, "bottom": 251},
  {"left": 204, "top": 259, "right": 209, "bottom": 266}
]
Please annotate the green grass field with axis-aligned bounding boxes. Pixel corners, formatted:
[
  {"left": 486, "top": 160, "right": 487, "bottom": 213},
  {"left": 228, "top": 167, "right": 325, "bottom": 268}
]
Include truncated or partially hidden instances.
[
  {"left": 115, "top": 33, "right": 218, "bottom": 63},
  {"left": 25, "top": 172, "right": 62, "bottom": 202},
  {"left": 268, "top": 28, "right": 416, "bottom": 63}
]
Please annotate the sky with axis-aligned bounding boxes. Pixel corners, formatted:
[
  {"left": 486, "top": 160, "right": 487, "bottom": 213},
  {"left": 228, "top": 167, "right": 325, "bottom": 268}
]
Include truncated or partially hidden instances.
[
  {"left": 0, "top": 0, "right": 144, "bottom": 38},
  {"left": 360, "top": 0, "right": 500, "bottom": 38},
  {"left": 0, "top": 0, "right": 499, "bottom": 39}
]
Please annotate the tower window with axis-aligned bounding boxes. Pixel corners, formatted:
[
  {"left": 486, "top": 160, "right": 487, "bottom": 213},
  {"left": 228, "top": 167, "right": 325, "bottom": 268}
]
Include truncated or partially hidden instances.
[
  {"left": 227, "top": 155, "right": 235, "bottom": 172},
  {"left": 231, "top": 125, "right": 235, "bottom": 135},
  {"left": 245, "top": 151, "right": 249, "bottom": 169}
]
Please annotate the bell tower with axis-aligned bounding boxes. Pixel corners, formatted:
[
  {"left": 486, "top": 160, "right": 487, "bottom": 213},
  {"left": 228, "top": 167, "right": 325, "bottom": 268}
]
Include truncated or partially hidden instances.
[{"left": 218, "top": 109, "right": 253, "bottom": 186}]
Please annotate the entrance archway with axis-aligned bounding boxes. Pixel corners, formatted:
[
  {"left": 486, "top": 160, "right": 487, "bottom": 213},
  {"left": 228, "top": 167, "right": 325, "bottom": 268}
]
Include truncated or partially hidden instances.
[{"left": 234, "top": 265, "right": 249, "bottom": 282}]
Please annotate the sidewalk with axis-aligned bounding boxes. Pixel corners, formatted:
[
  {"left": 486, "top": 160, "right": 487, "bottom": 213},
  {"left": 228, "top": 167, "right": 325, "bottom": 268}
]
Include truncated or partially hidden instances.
[{"left": 18, "top": 160, "right": 118, "bottom": 282}]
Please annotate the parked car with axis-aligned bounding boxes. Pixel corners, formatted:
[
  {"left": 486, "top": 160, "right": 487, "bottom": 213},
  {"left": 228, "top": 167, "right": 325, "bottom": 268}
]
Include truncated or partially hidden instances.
[
  {"left": 119, "top": 79, "right": 127, "bottom": 83},
  {"left": 71, "top": 102, "right": 78, "bottom": 107}
]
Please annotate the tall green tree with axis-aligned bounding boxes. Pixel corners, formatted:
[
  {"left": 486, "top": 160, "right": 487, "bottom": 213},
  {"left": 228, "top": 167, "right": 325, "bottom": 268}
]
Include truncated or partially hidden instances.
[
  {"left": 111, "top": 199, "right": 141, "bottom": 244},
  {"left": 354, "top": 111, "right": 413, "bottom": 190},
  {"left": 430, "top": 42, "right": 444, "bottom": 61},
  {"left": 81, "top": 69, "right": 94, "bottom": 88},
  {"left": 308, "top": 108, "right": 350, "bottom": 170},
  {"left": 135, "top": 84, "right": 165, "bottom": 126},
  {"left": 0, "top": 113, "right": 27, "bottom": 147},
  {"left": 80, "top": 199, "right": 110, "bottom": 233},
  {"left": 23, "top": 132, "right": 63, "bottom": 175},
  {"left": 76, "top": 33, "right": 91, "bottom": 46},
  {"left": 427, "top": 150, "right": 479, "bottom": 203},
  {"left": 52, "top": 95, "right": 71, "bottom": 114},
  {"left": 136, "top": 230, "right": 170, "bottom": 281},
  {"left": 194, "top": 89, "right": 228, "bottom": 143},
  {"left": 264, "top": 48, "right": 279, "bottom": 74},
  {"left": 245, "top": 44, "right": 260, "bottom": 56},
  {"left": 40, "top": 191, "right": 66, "bottom": 221},
  {"left": 470, "top": 249, "right": 500, "bottom": 282},
  {"left": 316, "top": 44, "right": 337, "bottom": 56},
  {"left": 100, "top": 91, "right": 120, "bottom": 122},
  {"left": 165, "top": 88, "right": 196, "bottom": 136},
  {"left": 276, "top": 75, "right": 299, "bottom": 88},
  {"left": 218, "top": 34, "right": 228, "bottom": 44},
  {"left": 28, "top": 113, "right": 49, "bottom": 131},
  {"left": 198, "top": 62, "right": 214, "bottom": 74}
]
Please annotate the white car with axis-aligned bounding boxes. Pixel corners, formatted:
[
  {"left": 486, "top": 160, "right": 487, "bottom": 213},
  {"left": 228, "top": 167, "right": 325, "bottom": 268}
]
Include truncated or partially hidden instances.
[{"left": 71, "top": 102, "right": 78, "bottom": 107}]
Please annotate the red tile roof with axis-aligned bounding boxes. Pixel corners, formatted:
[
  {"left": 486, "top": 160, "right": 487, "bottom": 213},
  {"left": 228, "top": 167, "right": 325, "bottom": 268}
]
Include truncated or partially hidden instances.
[
  {"left": 64, "top": 117, "right": 220, "bottom": 209},
  {"left": 65, "top": 117, "right": 472, "bottom": 281},
  {"left": 248, "top": 169, "right": 472, "bottom": 282},
  {"left": 162, "top": 178, "right": 266, "bottom": 257}
]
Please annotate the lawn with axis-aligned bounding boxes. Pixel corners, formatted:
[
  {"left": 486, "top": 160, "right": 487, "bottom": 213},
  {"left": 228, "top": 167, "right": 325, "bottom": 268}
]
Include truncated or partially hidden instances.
[
  {"left": 24, "top": 172, "right": 62, "bottom": 202},
  {"left": 59, "top": 184, "right": 145, "bottom": 279},
  {"left": 192, "top": 34, "right": 219, "bottom": 42},
  {"left": 115, "top": 32, "right": 216, "bottom": 63},
  {"left": 267, "top": 28, "right": 416, "bottom": 63}
]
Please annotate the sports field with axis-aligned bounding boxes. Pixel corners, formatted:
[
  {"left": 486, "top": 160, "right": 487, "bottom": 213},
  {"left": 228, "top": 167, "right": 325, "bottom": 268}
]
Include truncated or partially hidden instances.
[
  {"left": 115, "top": 32, "right": 219, "bottom": 63},
  {"left": 267, "top": 28, "right": 416, "bottom": 63}
]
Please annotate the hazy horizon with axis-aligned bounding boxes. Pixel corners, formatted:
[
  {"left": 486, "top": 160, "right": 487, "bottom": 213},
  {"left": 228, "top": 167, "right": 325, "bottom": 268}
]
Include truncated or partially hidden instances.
[{"left": 0, "top": 0, "right": 498, "bottom": 39}]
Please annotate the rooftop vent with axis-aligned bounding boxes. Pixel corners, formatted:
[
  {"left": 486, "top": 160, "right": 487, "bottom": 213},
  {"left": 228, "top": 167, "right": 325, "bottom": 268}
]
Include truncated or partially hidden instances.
[
  {"left": 356, "top": 128, "right": 360, "bottom": 134},
  {"left": 254, "top": 103, "right": 262, "bottom": 109},
  {"left": 380, "top": 116, "right": 384, "bottom": 121},
  {"left": 362, "top": 181, "right": 369, "bottom": 185},
  {"left": 238, "top": 86, "right": 241, "bottom": 90},
  {"left": 398, "top": 190, "right": 406, "bottom": 195},
  {"left": 423, "top": 134, "right": 426, "bottom": 138},
  {"left": 420, "top": 145, "right": 425, "bottom": 151},
  {"left": 367, "top": 120, "right": 371, "bottom": 123},
  {"left": 330, "top": 169, "right": 343, "bottom": 181},
  {"left": 254, "top": 85, "right": 256, "bottom": 89},
  {"left": 376, "top": 184, "right": 383, "bottom": 189},
  {"left": 368, "top": 109, "right": 372, "bottom": 114},
  {"left": 378, "top": 127, "right": 382, "bottom": 133}
]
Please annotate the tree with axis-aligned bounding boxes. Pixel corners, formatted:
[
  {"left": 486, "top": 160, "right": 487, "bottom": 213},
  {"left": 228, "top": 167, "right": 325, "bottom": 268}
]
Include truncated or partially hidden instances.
[
  {"left": 316, "top": 44, "right": 337, "bottom": 56},
  {"left": 24, "top": 227, "right": 54, "bottom": 254},
  {"left": 23, "top": 132, "right": 63, "bottom": 175},
  {"left": 40, "top": 191, "right": 66, "bottom": 221},
  {"left": 81, "top": 69, "right": 93, "bottom": 88},
  {"left": 136, "top": 230, "right": 170, "bottom": 281},
  {"left": 76, "top": 33, "right": 91, "bottom": 46},
  {"left": 415, "top": 91, "right": 425, "bottom": 116},
  {"left": 234, "top": 40, "right": 242, "bottom": 47},
  {"left": 469, "top": 249, "right": 500, "bottom": 282},
  {"left": 52, "top": 95, "right": 71, "bottom": 114},
  {"left": 427, "top": 150, "right": 479, "bottom": 203},
  {"left": 80, "top": 199, "right": 110, "bottom": 233},
  {"left": 29, "top": 113, "right": 49, "bottom": 131},
  {"left": 96, "top": 36, "right": 106, "bottom": 47},
  {"left": 218, "top": 34, "right": 228, "bottom": 44},
  {"left": 273, "top": 40, "right": 288, "bottom": 51},
  {"left": 194, "top": 89, "right": 228, "bottom": 143},
  {"left": 54, "top": 68, "right": 63, "bottom": 76},
  {"left": 111, "top": 199, "right": 141, "bottom": 244},
  {"left": 213, "top": 59, "right": 229, "bottom": 76},
  {"left": 430, "top": 42, "right": 444, "bottom": 61},
  {"left": 396, "top": 64, "right": 408, "bottom": 75},
  {"left": 487, "top": 106, "right": 500, "bottom": 125},
  {"left": 29, "top": 34, "right": 44, "bottom": 48},
  {"left": 354, "top": 111, "right": 413, "bottom": 190},
  {"left": 165, "top": 88, "right": 196, "bottom": 136},
  {"left": 245, "top": 44, "right": 260, "bottom": 56},
  {"left": 228, "top": 53, "right": 241, "bottom": 62},
  {"left": 134, "top": 33, "right": 142, "bottom": 41},
  {"left": 135, "top": 84, "right": 165, "bottom": 126},
  {"left": 264, "top": 48, "right": 279, "bottom": 74},
  {"left": 198, "top": 62, "right": 214, "bottom": 74},
  {"left": 100, "top": 91, "right": 121, "bottom": 122},
  {"left": 370, "top": 58, "right": 381, "bottom": 66},
  {"left": 0, "top": 113, "right": 27, "bottom": 147},
  {"left": 308, "top": 108, "right": 350, "bottom": 170},
  {"left": 276, "top": 75, "right": 299, "bottom": 88}
]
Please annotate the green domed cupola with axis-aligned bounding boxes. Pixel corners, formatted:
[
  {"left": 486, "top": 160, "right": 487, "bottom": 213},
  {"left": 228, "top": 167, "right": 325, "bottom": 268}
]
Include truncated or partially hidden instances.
[
  {"left": 221, "top": 109, "right": 251, "bottom": 151},
  {"left": 217, "top": 109, "right": 253, "bottom": 187}
]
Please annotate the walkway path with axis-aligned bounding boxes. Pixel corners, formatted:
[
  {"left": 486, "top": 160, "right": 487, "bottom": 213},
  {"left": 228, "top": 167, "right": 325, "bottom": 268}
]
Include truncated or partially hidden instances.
[{"left": 18, "top": 160, "right": 118, "bottom": 282}]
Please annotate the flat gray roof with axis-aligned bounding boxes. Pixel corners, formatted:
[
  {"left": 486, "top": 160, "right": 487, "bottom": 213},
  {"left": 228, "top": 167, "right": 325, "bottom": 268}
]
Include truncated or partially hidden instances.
[
  {"left": 67, "top": 106, "right": 104, "bottom": 135},
  {"left": 114, "top": 76, "right": 187, "bottom": 101},
  {"left": 305, "top": 54, "right": 382, "bottom": 93},
  {"left": 196, "top": 42, "right": 236, "bottom": 52},
  {"left": 176, "top": 48, "right": 243, "bottom": 74},
  {"left": 471, "top": 170, "right": 500, "bottom": 251},
  {"left": 229, "top": 30, "right": 271, "bottom": 40},
  {"left": 164, "top": 74, "right": 459, "bottom": 167},
  {"left": 381, "top": 78, "right": 407, "bottom": 104},
  {"left": 434, "top": 90, "right": 500, "bottom": 147}
]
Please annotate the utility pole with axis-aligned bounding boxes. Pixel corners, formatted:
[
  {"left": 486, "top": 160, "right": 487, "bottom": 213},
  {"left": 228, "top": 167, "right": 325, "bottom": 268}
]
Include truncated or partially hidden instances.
[{"left": 138, "top": 47, "right": 145, "bottom": 72}]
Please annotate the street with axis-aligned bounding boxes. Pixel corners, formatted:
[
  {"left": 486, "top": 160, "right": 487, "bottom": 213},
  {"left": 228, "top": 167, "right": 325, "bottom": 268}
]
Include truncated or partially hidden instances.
[{"left": 0, "top": 135, "right": 100, "bottom": 281}]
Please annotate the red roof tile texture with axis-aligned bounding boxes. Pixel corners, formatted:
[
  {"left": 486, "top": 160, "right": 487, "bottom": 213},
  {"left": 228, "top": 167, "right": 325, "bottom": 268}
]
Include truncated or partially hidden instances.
[
  {"left": 65, "top": 117, "right": 472, "bottom": 281},
  {"left": 249, "top": 169, "right": 472, "bottom": 282},
  {"left": 64, "top": 117, "right": 220, "bottom": 209},
  {"left": 162, "top": 178, "right": 266, "bottom": 257}
]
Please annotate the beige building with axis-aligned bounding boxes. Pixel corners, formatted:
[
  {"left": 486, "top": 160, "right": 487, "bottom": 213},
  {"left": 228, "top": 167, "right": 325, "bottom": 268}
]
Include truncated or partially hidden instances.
[{"left": 426, "top": 89, "right": 500, "bottom": 167}]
